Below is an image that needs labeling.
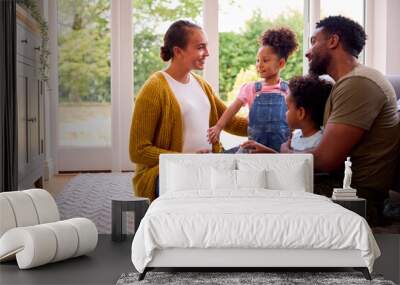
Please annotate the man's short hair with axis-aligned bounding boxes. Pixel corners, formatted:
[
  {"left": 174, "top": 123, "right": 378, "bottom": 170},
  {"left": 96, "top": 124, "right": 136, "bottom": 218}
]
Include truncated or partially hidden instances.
[{"left": 316, "top": 16, "right": 366, "bottom": 58}]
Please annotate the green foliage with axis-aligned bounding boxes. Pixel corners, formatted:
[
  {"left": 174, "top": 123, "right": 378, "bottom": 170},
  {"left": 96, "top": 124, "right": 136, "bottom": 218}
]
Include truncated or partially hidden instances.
[
  {"left": 58, "top": 0, "right": 202, "bottom": 102},
  {"left": 58, "top": 0, "right": 111, "bottom": 103},
  {"left": 226, "top": 65, "right": 259, "bottom": 103},
  {"left": 132, "top": 0, "right": 202, "bottom": 30},
  {"left": 59, "top": 27, "right": 111, "bottom": 102},
  {"left": 132, "top": 0, "right": 202, "bottom": 95},
  {"left": 133, "top": 29, "right": 166, "bottom": 95},
  {"left": 273, "top": 11, "right": 304, "bottom": 80},
  {"left": 218, "top": 32, "right": 254, "bottom": 102}
]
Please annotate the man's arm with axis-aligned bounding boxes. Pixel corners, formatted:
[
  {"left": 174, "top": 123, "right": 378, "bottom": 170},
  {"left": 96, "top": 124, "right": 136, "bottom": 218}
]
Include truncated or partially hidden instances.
[
  {"left": 283, "top": 77, "right": 386, "bottom": 171},
  {"left": 244, "top": 122, "right": 364, "bottom": 169},
  {"left": 311, "top": 123, "right": 365, "bottom": 171},
  {"left": 281, "top": 123, "right": 364, "bottom": 170}
]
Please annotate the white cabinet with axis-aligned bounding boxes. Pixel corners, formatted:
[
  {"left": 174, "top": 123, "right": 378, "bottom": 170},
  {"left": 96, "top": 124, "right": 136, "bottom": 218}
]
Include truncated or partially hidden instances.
[{"left": 16, "top": 6, "right": 45, "bottom": 189}]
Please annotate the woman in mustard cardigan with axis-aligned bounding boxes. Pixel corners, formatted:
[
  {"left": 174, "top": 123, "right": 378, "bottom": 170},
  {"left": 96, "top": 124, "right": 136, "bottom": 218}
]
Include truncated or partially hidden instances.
[{"left": 129, "top": 20, "right": 247, "bottom": 201}]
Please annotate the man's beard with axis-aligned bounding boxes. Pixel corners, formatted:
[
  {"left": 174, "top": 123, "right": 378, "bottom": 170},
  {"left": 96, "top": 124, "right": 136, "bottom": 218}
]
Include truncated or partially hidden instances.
[{"left": 309, "top": 52, "right": 331, "bottom": 76}]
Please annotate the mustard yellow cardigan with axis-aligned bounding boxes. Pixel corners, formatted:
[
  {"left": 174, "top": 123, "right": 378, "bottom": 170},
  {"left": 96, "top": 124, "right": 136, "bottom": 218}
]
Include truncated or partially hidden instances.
[{"left": 129, "top": 71, "right": 247, "bottom": 200}]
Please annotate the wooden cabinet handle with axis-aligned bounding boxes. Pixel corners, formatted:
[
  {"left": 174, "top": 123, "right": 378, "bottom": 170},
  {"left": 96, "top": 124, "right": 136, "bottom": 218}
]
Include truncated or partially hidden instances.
[
  {"left": 27, "top": 118, "right": 37, "bottom": 122},
  {"left": 21, "top": 39, "right": 28, "bottom": 44}
]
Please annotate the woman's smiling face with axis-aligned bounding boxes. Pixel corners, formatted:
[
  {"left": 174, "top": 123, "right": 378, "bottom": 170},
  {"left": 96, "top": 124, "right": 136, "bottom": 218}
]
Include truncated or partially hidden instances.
[{"left": 176, "top": 28, "right": 209, "bottom": 71}]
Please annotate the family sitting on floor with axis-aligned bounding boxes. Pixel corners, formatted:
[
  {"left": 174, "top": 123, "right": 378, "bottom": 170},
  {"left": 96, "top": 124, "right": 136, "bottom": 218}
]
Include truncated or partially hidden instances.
[{"left": 129, "top": 16, "right": 400, "bottom": 227}]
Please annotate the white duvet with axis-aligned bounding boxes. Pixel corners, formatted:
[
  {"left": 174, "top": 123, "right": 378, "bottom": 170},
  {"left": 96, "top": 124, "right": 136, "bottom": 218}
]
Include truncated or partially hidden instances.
[{"left": 131, "top": 190, "right": 380, "bottom": 273}]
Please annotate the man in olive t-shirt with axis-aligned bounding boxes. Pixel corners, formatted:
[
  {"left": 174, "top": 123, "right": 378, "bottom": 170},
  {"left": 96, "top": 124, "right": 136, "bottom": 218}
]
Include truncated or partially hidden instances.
[
  {"left": 240, "top": 16, "right": 400, "bottom": 225},
  {"left": 292, "top": 16, "right": 400, "bottom": 225},
  {"left": 323, "top": 65, "right": 399, "bottom": 191}
]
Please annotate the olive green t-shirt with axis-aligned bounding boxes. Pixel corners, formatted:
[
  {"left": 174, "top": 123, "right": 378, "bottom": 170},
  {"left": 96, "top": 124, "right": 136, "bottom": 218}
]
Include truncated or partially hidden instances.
[{"left": 323, "top": 65, "right": 400, "bottom": 191}]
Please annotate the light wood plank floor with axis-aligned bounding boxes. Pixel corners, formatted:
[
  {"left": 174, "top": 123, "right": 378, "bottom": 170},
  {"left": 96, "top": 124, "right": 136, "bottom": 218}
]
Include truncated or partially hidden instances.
[{"left": 43, "top": 174, "right": 76, "bottom": 196}]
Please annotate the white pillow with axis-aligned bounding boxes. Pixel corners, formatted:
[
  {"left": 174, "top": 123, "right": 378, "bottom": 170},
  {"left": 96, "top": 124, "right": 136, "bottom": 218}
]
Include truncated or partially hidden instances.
[
  {"left": 167, "top": 163, "right": 211, "bottom": 191},
  {"left": 166, "top": 159, "right": 236, "bottom": 192},
  {"left": 266, "top": 166, "right": 307, "bottom": 191},
  {"left": 211, "top": 168, "right": 236, "bottom": 190},
  {"left": 211, "top": 168, "right": 267, "bottom": 190},
  {"left": 237, "top": 158, "right": 309, "bottom": 191},
  {"left": 236, "top": 169, "right": 267, "bottom": 189}
]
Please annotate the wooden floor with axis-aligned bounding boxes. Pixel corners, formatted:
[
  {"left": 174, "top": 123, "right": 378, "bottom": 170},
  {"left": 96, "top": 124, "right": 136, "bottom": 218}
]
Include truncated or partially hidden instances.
[{"left": 43, "top": 174, "right": 76, "bottom": 196}]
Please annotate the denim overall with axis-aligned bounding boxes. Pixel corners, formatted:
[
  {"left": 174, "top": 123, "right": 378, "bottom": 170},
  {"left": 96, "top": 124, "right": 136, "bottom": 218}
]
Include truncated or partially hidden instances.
[{"left": 247, "top": 81, "right": 291, "bottom": 152}]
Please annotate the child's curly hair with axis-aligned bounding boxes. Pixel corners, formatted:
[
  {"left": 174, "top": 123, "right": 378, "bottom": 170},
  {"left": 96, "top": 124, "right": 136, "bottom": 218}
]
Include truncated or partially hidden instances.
[
  {"left": 260, "top": 28, "right": 298, "bottom": 60},
  {"left": 289, "top": 76, "right": 333, "bottom": 128}
]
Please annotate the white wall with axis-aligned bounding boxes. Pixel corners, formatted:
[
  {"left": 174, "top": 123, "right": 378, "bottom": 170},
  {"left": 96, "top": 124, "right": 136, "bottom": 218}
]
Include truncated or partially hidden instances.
[
  {"left": 46, "top": 0, "right": 58, "bottom": 176},
  {"left": 386, "top": 0, "right": 400, "bottom": 74},
  {"left": 371, "top": 0, "right": 400, "bottom": 74},
  {"left": 203, "top": 0, "right": 219, "bottom": 92},
  {"left": 111, "top": 0, "right": 134, "bottom": 172}
]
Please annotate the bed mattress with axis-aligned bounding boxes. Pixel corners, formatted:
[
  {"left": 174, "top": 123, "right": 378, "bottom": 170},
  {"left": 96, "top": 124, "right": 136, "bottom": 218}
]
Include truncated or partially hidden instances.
[{"left": 131, "top": 190, "right": 380, "bottom": 273}]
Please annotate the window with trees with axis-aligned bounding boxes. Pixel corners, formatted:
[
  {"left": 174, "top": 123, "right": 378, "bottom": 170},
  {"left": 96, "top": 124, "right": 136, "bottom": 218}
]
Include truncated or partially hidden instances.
[
  {"left": 58, "top": 0, "right": 111, "bottom": 147},
  {"left": 56, "top": 0, "right": 366, "bottom": 149}
]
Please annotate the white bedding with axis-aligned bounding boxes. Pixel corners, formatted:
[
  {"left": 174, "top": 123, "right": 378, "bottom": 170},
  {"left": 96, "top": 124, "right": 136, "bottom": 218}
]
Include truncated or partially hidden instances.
[{"left": 131, "top": 190, "right": 380, "bottom": 273}]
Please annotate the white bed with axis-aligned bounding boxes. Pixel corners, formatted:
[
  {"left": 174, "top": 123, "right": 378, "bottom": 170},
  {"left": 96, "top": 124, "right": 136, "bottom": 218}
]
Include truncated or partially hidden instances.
[{"left": 131, "top": 154, "right": 380, "bottom": 280}]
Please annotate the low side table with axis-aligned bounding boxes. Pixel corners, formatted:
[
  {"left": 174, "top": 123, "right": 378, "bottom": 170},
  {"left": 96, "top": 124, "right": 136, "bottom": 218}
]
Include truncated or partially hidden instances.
[
  {"left": 112, "top": 197, "right": 150, "bottom": 242},
  {"left": 331, "top": 197, "right": 366, "bottom": 219}
]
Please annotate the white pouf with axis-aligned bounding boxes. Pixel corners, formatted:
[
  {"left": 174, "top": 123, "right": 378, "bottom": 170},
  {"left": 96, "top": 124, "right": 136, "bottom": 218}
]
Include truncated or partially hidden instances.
[{"left": 0, "top": 189, "right": 98, "bottom": 269}]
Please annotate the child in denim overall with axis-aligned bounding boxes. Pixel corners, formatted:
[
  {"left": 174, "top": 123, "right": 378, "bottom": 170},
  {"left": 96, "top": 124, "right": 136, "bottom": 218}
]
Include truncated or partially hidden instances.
[{"left": 208, "top": 28, "right": 298, "bottom": 152}]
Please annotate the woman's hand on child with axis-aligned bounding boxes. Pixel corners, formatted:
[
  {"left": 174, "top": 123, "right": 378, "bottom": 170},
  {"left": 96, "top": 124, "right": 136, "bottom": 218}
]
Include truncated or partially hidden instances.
[
  {"left": 207, "top": 125, "right": 222, "bottom": 144},
  {"left": 240, "top": 140, "right": 278, "bottom": 153}
]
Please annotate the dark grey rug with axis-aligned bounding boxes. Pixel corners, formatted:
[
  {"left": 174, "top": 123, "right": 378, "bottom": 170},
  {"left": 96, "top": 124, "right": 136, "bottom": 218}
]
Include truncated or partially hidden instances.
[{"left": 116, "top": 271, "right": 396, "bottom": 285}]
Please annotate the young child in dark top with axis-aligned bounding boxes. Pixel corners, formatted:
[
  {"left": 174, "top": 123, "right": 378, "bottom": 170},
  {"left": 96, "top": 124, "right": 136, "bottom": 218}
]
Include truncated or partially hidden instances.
[{"left": 286, "top": 75, "right": 333, "bottom": 151}]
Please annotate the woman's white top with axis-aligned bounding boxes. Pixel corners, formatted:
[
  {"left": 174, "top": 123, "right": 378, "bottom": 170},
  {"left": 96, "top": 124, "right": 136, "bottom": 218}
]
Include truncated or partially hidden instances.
[
  {"left": 162, "top": 71, "right": 211, "bottom": 153},
  {"left": 290, "top": 129, "right": 323, "bottom": 151}
]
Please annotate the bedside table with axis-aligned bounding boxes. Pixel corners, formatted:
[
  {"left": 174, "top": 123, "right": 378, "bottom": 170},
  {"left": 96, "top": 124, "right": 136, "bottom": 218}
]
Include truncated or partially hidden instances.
[
  {"left": 111, "top": 197, "right": 150, "bottom": 242},
  {"left": 331, "top": 197, "right": 366, "bottom": 218}
]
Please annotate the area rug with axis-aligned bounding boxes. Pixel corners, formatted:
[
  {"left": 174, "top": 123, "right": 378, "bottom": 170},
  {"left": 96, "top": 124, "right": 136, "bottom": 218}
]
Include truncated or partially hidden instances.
[
  {"left": 116, "top": 271, "right": 395, "bottom": 285},
  {"left": 55, "top": 173, "right": 135, "bottom": 234}
]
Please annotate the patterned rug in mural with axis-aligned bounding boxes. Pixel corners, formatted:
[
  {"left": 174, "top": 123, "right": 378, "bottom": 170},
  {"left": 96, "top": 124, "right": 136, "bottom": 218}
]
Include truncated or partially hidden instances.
[
  {"left": 116, "top": 271, "right": 395, "bottom": 285},
  {"left": 55, "top": 173, "right": 135, "bottom": 234}
]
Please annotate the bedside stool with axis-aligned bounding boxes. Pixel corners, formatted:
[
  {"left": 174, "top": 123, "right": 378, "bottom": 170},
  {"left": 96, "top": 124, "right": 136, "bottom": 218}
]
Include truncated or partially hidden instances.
[
  {"left": 111, "top": 197, "right": 150, "bottom": 242},
  {"left": 331, "top": 197, "right": 366, "bottom": 219}
]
